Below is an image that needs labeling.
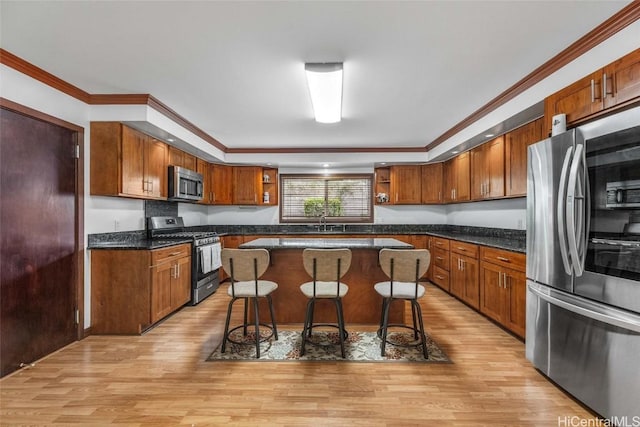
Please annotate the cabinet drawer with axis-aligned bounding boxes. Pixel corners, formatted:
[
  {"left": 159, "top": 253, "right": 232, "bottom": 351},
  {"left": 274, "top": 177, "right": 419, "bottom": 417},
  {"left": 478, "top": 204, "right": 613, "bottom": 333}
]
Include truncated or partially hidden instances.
[
  {"left": 432, "top": 247, "right": 450, "bottom": 271},
  {"left": 431, "top": 237, "right": 450, "bottom": 251},
  {"left": 151, "top": 244, "right": 191, "bottom": 265},
  {"left": 450, "top": 240, "right": 479, "bottom": 258},
  {"left": 431, "top": 266, "right": 450, "bottom": 292},
  {"left": 480, "top": 247, "right": 525, "bottom": 272}
]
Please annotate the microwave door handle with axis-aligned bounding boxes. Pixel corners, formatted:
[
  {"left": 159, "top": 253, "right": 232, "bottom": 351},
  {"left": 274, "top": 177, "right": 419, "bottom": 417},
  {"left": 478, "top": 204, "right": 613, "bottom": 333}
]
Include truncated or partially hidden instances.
[
  {"left": 557, "top": 146, "right": 573, "bottom": 275},
  {"left": 566, "top": 144, "right": 585, "bottom": 277}
]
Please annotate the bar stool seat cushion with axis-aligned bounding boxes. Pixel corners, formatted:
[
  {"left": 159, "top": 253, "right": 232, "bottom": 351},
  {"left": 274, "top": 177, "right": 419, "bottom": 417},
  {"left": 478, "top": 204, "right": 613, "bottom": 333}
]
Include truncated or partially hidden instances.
[
  {"left": 300, "top": 281, "right": 348, "bottom": 298},
  {"left": 227, "top": 280, "right": 278, "bottom": 298},
  {"left": 374, "top": 281, "right": 425, "bottom": 299}
]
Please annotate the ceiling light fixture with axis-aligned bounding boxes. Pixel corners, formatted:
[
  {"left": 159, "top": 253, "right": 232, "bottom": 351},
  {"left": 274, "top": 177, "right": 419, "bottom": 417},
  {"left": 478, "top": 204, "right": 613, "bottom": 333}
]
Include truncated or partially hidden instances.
[
  {"left": 485, "top": 133, "right": 494, "bottom": 138},
  {"left": 305, "top": 62, "right": 343, "bottom": 124}
]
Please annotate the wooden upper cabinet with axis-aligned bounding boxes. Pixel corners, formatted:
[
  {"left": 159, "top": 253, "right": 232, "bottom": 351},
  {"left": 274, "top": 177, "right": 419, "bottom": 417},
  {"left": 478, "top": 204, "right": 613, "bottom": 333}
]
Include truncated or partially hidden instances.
[
  {"left": 168, "top": 146, "right": 196, "bottom": 170},
  {"left": 603, "top": 47, "right": 640, "bottom": 109},
  {"left": 443, "top": 151, "right": 470, "bottom": 202},
  {"left": 211, "top": 164, "right": 233, "bottom": 205},
  {"left": 390, "top": 165, "right": 422, "bottom": 204},
  {"left": 505, "top": 118, "right": 544, "bottom": 197},
  {"left": 471, "top": 136, "right": 504, "bottom": 200},
  {"left": 544, "top": 48, "right": 640, "bottom": 134},
  {"left": 233, "top": 166, "right": 262, "bottom": 205},
  {"left": 421, "top": 163, "right": 443, "bottom": 204},
  {"left": 196, "top": 158, "right": 210, "bottom": 205},
  {"left": 90, "top": 122, "right": 167, "bottom": 200}
]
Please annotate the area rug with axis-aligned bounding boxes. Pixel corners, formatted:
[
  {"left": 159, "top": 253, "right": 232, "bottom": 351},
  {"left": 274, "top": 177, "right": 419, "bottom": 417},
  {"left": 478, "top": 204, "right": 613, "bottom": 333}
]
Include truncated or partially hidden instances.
[{"left": 207, "top": 329, "right": 451, "bottom": 363}]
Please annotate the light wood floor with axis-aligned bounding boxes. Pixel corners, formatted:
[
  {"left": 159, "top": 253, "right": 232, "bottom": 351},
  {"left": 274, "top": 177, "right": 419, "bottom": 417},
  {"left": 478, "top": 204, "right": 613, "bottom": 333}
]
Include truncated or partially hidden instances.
[{"left": 1, "top": 283, "right": 594, "bottom": 426}]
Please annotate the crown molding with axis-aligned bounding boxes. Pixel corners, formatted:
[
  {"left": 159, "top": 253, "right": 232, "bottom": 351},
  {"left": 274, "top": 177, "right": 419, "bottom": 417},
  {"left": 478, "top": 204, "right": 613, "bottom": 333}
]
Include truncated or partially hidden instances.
[
  {"left": 425, "top": 1, "right": 640, "bottom": 151},
  {"left": 226, "top": 146, "right": 426, "bottom": 154}
]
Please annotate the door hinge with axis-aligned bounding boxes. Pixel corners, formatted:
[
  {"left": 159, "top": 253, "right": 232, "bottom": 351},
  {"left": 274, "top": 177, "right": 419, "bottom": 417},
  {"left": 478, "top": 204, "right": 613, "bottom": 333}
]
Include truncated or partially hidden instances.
[
  {"left": 74, "top": 144, "right": 80, "bottom": 159},
  {"left": 75, "top": 309, "right": 80, "bottom": 325}
]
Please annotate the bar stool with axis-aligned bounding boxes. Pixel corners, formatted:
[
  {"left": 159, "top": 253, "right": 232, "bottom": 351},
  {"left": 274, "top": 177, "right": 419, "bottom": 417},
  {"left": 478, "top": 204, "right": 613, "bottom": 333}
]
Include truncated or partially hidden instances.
[
  {"left": 220, "top": 248, "right": 278, "bottom": 358},
  {"left": 300, "top": 248, "right": 352, "bottom": 358},
  {"left": 374, "top": 248, "right": 430, "bottom": 358}
]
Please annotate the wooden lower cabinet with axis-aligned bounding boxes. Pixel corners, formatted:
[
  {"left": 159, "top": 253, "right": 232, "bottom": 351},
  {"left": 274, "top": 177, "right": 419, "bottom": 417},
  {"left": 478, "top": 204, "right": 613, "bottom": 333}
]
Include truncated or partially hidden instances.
[
  {"left": 479, "top": 248, "right": 526, "bottom": 338},
  {"left": 450, "top": 246, "right": 480, "bottom": 309},
  {"left": 91, "top": 244, "right": 191, "bottom": 334}
]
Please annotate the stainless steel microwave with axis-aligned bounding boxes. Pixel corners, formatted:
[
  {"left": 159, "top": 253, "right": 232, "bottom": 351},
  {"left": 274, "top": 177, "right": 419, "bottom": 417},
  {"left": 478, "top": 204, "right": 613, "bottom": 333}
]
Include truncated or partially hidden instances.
[
  {"left": 168, "top": 165, "right": 203, "bottom": 202},
  {"left": 606, "top": 179, "right": 640, "bottom": 209}
]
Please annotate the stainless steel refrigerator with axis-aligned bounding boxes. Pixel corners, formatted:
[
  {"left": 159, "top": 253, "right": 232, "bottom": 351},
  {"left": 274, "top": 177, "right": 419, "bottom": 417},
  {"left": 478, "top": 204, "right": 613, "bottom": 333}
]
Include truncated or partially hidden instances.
[{"left": 526, "top": 105, "right": 640, "bottom": 420}]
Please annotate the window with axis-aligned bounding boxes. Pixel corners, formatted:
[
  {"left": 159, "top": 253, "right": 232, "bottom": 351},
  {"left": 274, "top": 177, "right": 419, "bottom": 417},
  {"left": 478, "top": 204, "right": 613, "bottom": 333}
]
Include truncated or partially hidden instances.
[{"left": 280, "top": 174, "right": 373, "bottom": 223}]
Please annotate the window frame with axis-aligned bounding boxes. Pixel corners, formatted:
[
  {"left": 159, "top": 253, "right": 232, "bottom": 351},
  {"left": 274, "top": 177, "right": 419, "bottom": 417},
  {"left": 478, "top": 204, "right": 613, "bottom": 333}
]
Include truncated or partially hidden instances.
[{"left": 279, "top": 173, "right": 374, "bottom": 224}]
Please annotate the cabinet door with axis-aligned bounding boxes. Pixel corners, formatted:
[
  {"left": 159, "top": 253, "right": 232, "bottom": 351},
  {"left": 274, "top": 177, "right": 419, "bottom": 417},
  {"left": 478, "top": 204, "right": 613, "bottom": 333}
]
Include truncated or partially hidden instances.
[
  {"left": 604, "top": 47, "right": 640, "bottom": 109},
  {"left": 455, "top": 152, "right": 470, "bottom": 201},
  {"left": 145, "top": 137, "right": 167, "bottom": 199},
  {"left": 151, "top": 261, "right": 173, "bottom": 323},
  {"left": 449, "top": 253, "right": 465, "bottom": 300},
  {"left": 470, "top": 146, "right": 485, "bottom": 200},
  {"left": 183, "top": 153, "right": 196, "bottom": 171},
  {"left": 443, "top": 158, "right": 456, "bottom": 202},
  {"left": 197, "top": 158, "right": 210, "bottom": 204},
  {"left": 168, "top": 146, "right": 184, "bottom": 168},
  {"left": 233, "top": 166, "right": 261, "bottom": 204},
  {"left": 544, "top": 70, "right": 603, "bottom": 132},
  {"left": 479, "top": 261, "right": 504, "bottom": 324},
  {"left": 505, "top": 118, "right": 543, "bottom": 197},
  {"left": 171, "top": 256, "right": 192, "bottom": 310},
  {"left": 451, "top": 253, "right": 479, "bottom": 308},
  {"left": 504, "top": 267, "right": 526, "bottom": 338},
  {"left": 421, "top": 163, "right": 443, "bottom": 204},
  {"left": 391, "top": 165, "right": 422, "bottom": 204},
  {"left": 121, "top": 125, "right": 146, "bottom": 197},
  {"left": 211, "top": 164, "right": 233, "bottom": 204},
  {"left": 485, "top": 136, "right": 504, "bottom": 199}
]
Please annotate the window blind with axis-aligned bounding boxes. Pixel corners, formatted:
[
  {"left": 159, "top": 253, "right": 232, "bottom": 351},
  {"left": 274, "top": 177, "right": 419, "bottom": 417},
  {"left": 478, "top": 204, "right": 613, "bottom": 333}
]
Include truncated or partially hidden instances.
[{"left": 280, "top": 174, "right": 373, "bottom": 223}]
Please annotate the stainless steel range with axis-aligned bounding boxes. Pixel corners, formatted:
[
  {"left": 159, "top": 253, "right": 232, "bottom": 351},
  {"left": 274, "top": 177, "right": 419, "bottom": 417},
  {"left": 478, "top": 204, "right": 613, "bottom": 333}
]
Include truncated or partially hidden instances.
[{"left": 148, "top": 216, "right": 221, "bottom": 305}]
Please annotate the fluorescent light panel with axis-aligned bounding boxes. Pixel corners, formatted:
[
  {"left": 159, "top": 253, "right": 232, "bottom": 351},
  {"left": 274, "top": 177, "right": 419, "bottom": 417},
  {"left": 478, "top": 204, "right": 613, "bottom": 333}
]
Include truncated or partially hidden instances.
[{"left": 305, "top": 62, "right": 343, "bottom": 124}]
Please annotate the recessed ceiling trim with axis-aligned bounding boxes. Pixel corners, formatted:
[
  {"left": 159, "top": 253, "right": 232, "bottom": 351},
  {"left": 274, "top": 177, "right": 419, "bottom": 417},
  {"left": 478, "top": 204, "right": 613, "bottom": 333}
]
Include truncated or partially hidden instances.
[
  {"left": 425, "top": 1, "right": 640, "bottom": 151},
  {"left": 226, "top": 146, "right": 426, "bottom": 154}
]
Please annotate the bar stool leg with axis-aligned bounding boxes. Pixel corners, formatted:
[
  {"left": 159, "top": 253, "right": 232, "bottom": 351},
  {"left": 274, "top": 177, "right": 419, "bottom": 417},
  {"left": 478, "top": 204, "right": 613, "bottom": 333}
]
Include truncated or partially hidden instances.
[
  {"left": 253, "top": 297, "right": 261, "bottom": 358},
  {"left": 221, "top": 297, "right": 237, "bottom": 353},
  {"left": 267, "top": 294, "right": 278, "bottom": 340},
  {"left": 301, "top": 298, "right": 314, "bottom": 356},
  {"left": 411, "top": 300, "right": 419, "bottom": 340},
  {"left": 412, "top": 300, "right": 429, "bottom": 359},
  {"left": 243, "top": 297, "right": 249, "bottom": 336},
  {"left": 335, "top": 298, "right": 346, "bottom": 358},
  {"left": 380, "top": 298, "right": 392, "bottom": 357}
]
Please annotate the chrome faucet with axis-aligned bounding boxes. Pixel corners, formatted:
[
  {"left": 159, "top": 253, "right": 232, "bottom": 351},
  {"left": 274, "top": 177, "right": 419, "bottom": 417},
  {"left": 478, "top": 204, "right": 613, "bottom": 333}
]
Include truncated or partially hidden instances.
[{"left": 319, "top": 214, "right": 327, "bottom": 232}]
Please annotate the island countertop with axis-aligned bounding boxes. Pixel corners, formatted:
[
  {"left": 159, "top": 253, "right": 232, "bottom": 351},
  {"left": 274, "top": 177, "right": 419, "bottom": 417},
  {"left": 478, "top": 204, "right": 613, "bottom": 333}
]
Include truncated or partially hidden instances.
[{"left": 239, "top": 237, "right": 413, "bottom": 250}]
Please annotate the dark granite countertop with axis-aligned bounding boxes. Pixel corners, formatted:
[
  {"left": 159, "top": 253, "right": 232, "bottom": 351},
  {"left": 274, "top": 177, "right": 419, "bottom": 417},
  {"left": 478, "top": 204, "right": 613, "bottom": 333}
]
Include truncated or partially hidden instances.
[
  {"left": 88, "top": 224, "right": 525, "bottom": 253},
  {"left": 423, "top": 231, "right": 525, "bottom": 253},
  {"left": 88, "top": 239, "right": 192, "bottom": 250},
  {"left": 239, "top": 237, "right": 413, "bottom": 250}
]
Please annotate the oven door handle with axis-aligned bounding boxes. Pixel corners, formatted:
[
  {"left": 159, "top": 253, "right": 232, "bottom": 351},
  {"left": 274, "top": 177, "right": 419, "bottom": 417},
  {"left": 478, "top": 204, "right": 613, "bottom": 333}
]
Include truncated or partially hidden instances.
[{"left": 529, "top": 282, "right": 640, "bottom": 333}]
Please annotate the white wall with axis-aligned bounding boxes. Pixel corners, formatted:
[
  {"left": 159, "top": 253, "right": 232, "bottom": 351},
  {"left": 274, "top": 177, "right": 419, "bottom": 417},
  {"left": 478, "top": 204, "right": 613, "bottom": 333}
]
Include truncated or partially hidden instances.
[{"left": 446, "top": 198, "right": 527, "bottom": 229}]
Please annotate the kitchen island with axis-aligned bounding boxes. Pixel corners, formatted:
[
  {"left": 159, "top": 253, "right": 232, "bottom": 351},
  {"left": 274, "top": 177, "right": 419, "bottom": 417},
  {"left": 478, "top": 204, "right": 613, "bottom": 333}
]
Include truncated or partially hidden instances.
[{"left": 237, "top": 237, "right": 413, "bottom": 324}]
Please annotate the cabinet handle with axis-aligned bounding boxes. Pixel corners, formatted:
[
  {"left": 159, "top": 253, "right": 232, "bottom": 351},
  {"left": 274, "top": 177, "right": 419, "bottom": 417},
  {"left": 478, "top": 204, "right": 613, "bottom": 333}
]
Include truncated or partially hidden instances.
[
  {"left": 496, "top": 256, "right": 510, "bottom": 262},
  {"left": 168, "top": 251, "right": 182, "bottom": 256},
  {"left": 451, "top": 189, "right": 454, "bottom": 200},
  {"left": 504, "top": 273, "right": 509, "bottom": 289},
  {"left": 461, "top": 259, "right": 465, "bottom": 271},
  {"left": 436, "top": 256, "right": 444, "bottom": 261},
  {"left": 457, "top": 247, "right": 466, "bottom": 251},
  {"left": 591, "top": 79, "right": 595, "bottom": 103},
  {"left": 436, "top": 275, "right": 444, "bottom": 280},
  {"left": 395, "top": 193, "right": 398, "bottom": 202},
  {"left": 438, "top": 191, "right": 441, "bottom": 201},
  {"left": 177, "top": 263, "right": 180, "bottom": 278},
  {"left": 498, "top": 271, "right": 502, "bottom": 288}
]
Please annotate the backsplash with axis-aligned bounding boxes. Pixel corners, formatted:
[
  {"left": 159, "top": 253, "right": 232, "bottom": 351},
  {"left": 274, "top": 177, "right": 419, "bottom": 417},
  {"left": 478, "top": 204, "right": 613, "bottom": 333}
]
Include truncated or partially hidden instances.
[{"left": 145, "top": 200, "right": 178, "bottom": 219}]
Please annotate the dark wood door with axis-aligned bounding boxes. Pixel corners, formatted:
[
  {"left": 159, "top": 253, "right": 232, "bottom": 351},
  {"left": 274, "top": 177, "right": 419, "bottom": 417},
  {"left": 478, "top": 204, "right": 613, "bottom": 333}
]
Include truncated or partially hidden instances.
[
  {"left": 505, "top": 118, "right": 543, "bottom": 197},
  {"left": 1, "top": 108, "right": 78, "bottom": 377},
  {"left": 421, "top": 163, "right": 443, "bottom": 204}
]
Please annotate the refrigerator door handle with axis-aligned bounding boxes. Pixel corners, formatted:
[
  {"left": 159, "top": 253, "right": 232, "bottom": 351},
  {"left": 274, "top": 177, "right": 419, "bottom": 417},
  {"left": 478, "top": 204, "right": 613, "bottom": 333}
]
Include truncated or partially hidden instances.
[
  {"left": 566, "top": 144, "right": 585, "bottom": 276},
  {"left": 557, "top": 146, "right": 573, "bottom": 275},
  {"left": 528, "top": 282, "right": 640, "bottom": 333}
]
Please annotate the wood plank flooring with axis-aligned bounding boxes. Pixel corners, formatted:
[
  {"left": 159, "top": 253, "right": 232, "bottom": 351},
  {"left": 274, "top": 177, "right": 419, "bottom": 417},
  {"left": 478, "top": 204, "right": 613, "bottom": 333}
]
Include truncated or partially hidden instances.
[{"left": 0, "top": 284, "right": 594, "bottom": 426}]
